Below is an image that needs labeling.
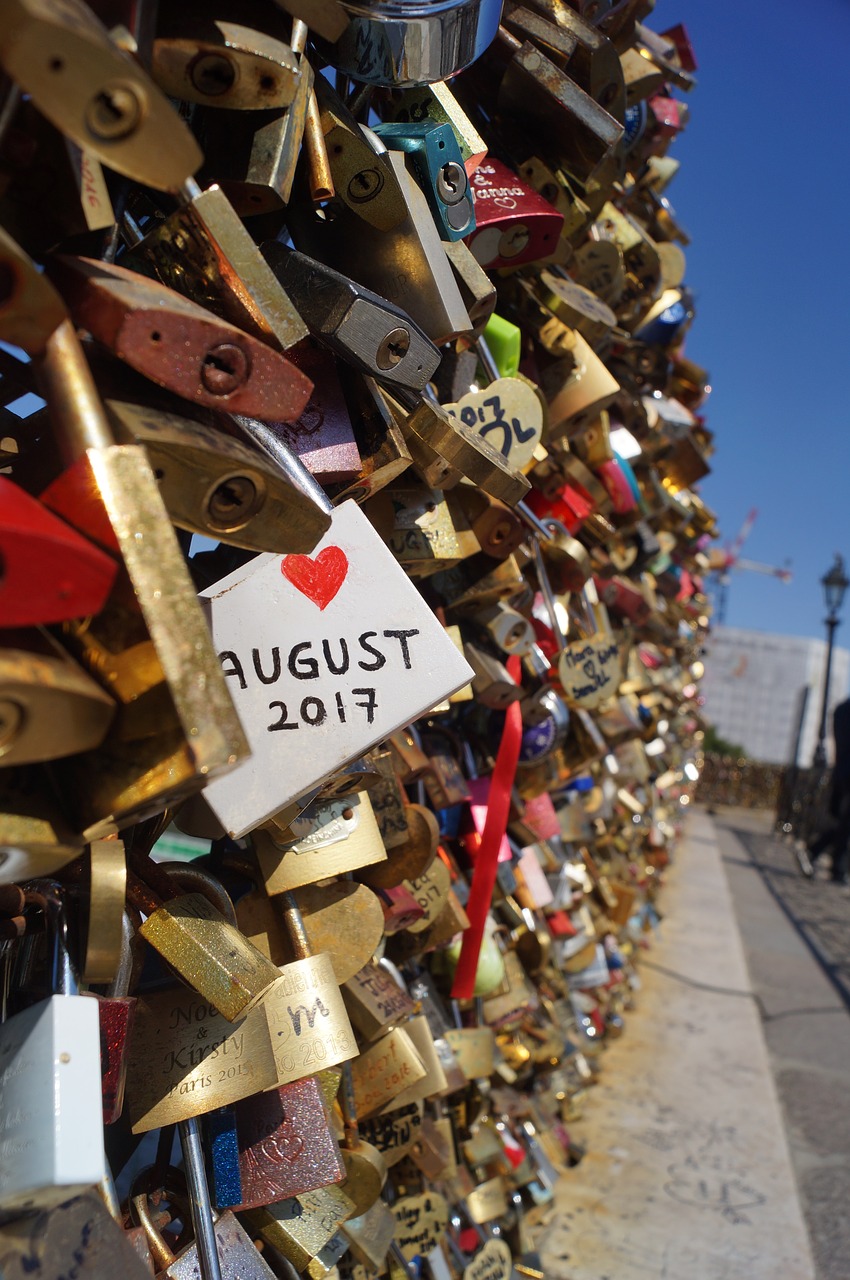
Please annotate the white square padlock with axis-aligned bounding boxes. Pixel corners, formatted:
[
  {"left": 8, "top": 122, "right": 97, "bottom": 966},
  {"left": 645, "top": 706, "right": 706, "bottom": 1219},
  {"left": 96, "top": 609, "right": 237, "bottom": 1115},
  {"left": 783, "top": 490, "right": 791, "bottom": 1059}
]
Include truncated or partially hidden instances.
[
  {"left": 0, "top": 995, "right": 105, "bottom": 1212},
  {"left": 201, "top": 500, "right": 473, "bottom": 837}
]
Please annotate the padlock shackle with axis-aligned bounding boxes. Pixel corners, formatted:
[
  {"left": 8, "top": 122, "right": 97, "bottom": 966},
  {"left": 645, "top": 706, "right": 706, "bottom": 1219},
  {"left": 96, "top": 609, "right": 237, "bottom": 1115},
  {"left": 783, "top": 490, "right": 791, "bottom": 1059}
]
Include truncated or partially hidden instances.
[
  {"left": 24, "top": 878, "right": 78, "bottom": 996},
  {"left": 179, "top": 1116, "right": 223, "bottom": 1280},
  {"left": 279, "top": 890, "right": 312, "bottom": 961}
]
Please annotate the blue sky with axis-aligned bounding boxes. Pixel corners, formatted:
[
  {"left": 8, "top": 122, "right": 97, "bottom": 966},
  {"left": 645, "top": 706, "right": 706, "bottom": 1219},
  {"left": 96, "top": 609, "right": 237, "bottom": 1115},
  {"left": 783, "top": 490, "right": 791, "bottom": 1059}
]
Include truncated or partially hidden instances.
[{"left": 652, "top": 0, "right": 850, "bottom": 644}]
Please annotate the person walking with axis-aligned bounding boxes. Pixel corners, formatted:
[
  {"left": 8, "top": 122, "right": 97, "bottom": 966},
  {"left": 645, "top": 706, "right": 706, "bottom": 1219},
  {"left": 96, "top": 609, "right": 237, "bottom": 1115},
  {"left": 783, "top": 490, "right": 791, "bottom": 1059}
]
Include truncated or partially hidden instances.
[{"left": 805, "top": 696, "right": 850, "bottom": 884}]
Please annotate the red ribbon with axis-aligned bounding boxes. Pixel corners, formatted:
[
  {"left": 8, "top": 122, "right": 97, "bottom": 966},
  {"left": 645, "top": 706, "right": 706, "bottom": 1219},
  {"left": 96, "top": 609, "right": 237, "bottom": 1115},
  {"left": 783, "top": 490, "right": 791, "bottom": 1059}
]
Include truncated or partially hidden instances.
[{"left": 451, "top": 654, "right": 523, "bottom": 1000}]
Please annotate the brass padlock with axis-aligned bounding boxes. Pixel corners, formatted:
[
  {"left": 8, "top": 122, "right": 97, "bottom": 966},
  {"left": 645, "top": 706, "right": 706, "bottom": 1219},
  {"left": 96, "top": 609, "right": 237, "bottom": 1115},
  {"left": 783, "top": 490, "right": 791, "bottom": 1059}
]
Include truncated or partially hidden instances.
[
  {"left": 0, "top": 0, "right": 202, "bottom": 191},
  {"left": 244, "top": 1184, "right": 357, "bottom": 1273},
  {"left": 366, "top": 479, "right": 480, "bottom": 579},
  {"left": 287, "top": 145, "right": 472, "bottom": 345},
  {"left": 380, "top": 388, "right": 530, "bottom": 507},
  {"left": 151, "top": 10, "right": 301, "bottom": 111},
  {"left": 261, "top": 244, "right": 441, "bottom": 394},
  {"left": 138, "top": 889, "right": 282, "bottom": 1022},
  {"left": 254, "top": 790, "right": 388, "bottom": 894},
  {"left": 0, "top": 630, "right": 114, "bottom": 766},
  {"left": 237, "top": 878, "right": 385, "bottom": 985},
  {"left": 105, "top": 398, "right": 332, "bottom": 553},
  {"left": 193, "top": 55, "right": 313, "bottom": 213}
]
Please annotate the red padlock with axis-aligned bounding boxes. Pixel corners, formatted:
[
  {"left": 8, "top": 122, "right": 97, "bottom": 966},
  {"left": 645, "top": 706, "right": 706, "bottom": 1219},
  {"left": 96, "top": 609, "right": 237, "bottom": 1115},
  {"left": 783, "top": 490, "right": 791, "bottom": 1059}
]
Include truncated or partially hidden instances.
[
  {"left": 465, "top": 159, "right": 563, "bottom": 271},
  {"left": 0, "top": 476, "right": 117, "bottom": 626}
]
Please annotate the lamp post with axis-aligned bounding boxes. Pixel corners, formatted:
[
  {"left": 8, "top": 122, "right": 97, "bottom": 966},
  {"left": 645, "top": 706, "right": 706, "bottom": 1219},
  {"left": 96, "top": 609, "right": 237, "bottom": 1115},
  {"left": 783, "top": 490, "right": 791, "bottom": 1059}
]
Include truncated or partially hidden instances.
[{"left": 812, "top": 554, "right": 849, "bottom": 768}]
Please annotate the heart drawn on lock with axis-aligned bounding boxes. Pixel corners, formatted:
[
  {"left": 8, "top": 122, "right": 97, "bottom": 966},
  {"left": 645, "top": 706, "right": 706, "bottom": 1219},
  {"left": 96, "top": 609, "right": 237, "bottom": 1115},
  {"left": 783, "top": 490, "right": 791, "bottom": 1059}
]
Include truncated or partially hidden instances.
[{"left": 281, "top": 545, "right": 349, "bottom": 610}]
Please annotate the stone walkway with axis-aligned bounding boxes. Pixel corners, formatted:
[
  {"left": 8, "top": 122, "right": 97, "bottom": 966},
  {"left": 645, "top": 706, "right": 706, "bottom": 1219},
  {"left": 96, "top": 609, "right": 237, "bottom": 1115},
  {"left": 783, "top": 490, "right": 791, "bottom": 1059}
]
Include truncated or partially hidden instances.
[
  {"left": 713, "top": 809, "right": 850, "bottom": 1280},
  {"left": 538, "top": 808, "right": 816, "bottom": 1280}
]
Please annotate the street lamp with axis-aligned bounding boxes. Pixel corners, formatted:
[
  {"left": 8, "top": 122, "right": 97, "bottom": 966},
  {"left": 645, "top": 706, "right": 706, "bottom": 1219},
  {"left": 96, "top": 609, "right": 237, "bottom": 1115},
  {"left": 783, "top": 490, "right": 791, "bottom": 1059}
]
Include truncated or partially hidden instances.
[{"left": 813, "top": 554, "right": 849, "bottom": 767}]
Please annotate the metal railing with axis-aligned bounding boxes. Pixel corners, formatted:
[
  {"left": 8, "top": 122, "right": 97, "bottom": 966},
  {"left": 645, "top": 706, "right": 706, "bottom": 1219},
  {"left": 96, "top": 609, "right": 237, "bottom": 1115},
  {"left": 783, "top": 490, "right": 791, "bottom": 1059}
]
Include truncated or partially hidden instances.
[
  {"left": 774, "top": 764, "right": 832, "bottom": 844},
  {"left": 695, "top": 754, "right": 783, "bottom": 810}
]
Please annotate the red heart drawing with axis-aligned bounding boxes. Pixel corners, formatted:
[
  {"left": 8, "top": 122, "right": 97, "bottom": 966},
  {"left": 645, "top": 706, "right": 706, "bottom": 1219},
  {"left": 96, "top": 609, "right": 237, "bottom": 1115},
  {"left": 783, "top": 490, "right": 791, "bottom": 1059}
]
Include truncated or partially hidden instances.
[{"left": 281, "top": 545, "right": 348, "bottom": 610}]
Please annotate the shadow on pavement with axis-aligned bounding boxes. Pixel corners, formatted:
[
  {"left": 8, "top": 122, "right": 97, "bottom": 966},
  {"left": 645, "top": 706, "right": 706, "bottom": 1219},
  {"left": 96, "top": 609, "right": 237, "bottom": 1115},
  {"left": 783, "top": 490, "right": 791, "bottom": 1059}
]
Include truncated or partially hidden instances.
[{"left": 715, "top": 813, "right": 850, "bottom": 1014}]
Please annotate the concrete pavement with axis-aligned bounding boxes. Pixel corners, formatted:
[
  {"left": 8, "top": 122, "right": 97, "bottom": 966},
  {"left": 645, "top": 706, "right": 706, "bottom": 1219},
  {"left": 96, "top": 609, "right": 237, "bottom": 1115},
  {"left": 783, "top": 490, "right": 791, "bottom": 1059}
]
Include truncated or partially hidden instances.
[
  {"left": 539, "top": 808, "right": 821, "bottom": 1280},
  {"left": 714, "top": 809, "right": 850, "bottom": 1280}
]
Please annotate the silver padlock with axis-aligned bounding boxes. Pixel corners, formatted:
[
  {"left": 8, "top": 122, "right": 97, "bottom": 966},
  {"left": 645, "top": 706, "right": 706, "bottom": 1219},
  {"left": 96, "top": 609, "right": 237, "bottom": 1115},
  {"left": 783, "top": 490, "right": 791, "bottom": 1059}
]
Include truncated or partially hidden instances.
[
  {"left": 0, "top": 882, "right": 105, "bottom": 1213},
  {"left": 315, "top": 0, "right": 504, "bottom": 87}
]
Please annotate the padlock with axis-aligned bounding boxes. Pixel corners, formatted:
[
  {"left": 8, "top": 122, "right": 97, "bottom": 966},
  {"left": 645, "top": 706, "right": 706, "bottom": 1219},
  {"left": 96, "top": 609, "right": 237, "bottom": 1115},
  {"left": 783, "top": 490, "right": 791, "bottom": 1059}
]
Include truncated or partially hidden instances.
[
  {"left": 206, "top": 1075, "right": 345, "bottom": 1211},
  {"left": 343, "top": 960, "right": 416, "bottom": 1041},
  {"left": 464, "top": 644, "right": 523, "bottom": 710},
  {"left": 192, "top": 53, "right": 313, "bottom": 214},
  {"left": 0, "top": 0, "right": 202, "bottom": 191},
  {"left": 237, "top": 878, "right": 385, "bottom": 985},
  {"left": 442, "top": 241, "right": 498, "bottom": 338},
  {"left": 379, "top": 883, "right": 426, "bottom": 934},
  {"left": 49, "top": 255, "right": 314, "bottom": 421},
  {"left": 392, "top": 1190, "right": 450, "bottom": 1261},
  {"left": 359, "top": 1100, "right": 424, "bottom": 1168},
  {"left": 126, "top": 181, "right": 307, "bottom": 351},
  {"left": 138, "top": 886, "right": 283, "bottom": 1022},
  {"left": 366, "top": 753, "right": 410, "bottom": 849},
  {"left": 443, "top": 351, "right": 545, "bottom": 473},
  {"left": 260, "top": 245, "right": 441, "bottom": 394},
  {"left": 380, "top": 388, "right": 530, "bottom": 506},
  {"left": 535, "top": 270, "right": 617, "bottom": 349},
  {"left": 244, "top": 1183, "right": 356, "bottom": 1273},
  {"left": 403, "top": 858, "right": 453, "bottom": 934},
  {"left": 287, "top": 141, "right": 473, "bottom": 345},
  {"left": 348, "top": 1025, "right": 428, "bottom": 1120},
  {"left": 473, "top": 603, "right": 536, "bottom": 657},
  {"left": 0, "top": 881, "right": 105, "bottom": 1212},
  {"left": 327, "top": 370, "right": 413, "bottom": 505},
  {"left": 151, "top": 9, "right": 301, "bottom": 111},
  {"left": 373, "top": 120, "right": 475, "bottom": 241},
  {"left": 311, "top": 75, "right": 409, "bottom": 232},
  {"left": 495, "top": 30, "right": 624, "bottom": 184},
  {"left": 356, "top": 803, "right": 439, "bottom": 890},
  {"left": 0, "top": 477, "right": 117, "bottom": 627},
  {"left": 366, "top": 478, "right": 480, "bottom": 579},
  {"left": 378, "top": 1013, "right": 449, "bottom": 1110},
  {"left": 0, "top": 1190, "right": 154, "bottom": 1280},
  {"left": 503, "top": 1, "right": 626, "bottom": 124},
  {"left": 0, "top": 629, "right": 115, "bottom": 765},
  {"left": 105, "top": 397, "right": 333, "bottom": 553},
  {"left": 236, "top": 337, "right": 362, "bottom": 489},
  {"left": 253, "top": 790, "right": 388, "bottom": 894},
  {"left": 316, "top": 0, "right": 504, "bottom": 87},
  {"left": 540, "top": 330, "right": 621, "bottom": 436},
  {"left": 465, "top": 160, "right": 564, "bottom": 271}
]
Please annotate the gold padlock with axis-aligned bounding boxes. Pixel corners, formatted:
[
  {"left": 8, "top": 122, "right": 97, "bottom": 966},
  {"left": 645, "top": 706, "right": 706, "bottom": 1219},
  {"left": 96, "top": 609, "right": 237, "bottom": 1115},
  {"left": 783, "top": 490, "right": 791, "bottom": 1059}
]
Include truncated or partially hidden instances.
[{"left": 254, "top": 790, "right": 387, "bottom": 894}]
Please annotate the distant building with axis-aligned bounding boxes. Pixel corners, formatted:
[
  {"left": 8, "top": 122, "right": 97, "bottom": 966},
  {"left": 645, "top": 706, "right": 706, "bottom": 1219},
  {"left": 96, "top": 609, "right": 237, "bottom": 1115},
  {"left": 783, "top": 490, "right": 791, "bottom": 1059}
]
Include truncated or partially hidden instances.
[{"left": 700, "top": 627, "right": 850, "bottom": 765}]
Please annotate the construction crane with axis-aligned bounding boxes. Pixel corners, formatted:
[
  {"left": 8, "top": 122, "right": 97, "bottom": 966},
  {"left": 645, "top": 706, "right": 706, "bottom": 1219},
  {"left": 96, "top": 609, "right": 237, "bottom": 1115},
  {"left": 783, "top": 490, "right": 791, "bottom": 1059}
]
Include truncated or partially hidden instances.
[{"left": 706, "top": 508, "right": 792, "bottom": 625}]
